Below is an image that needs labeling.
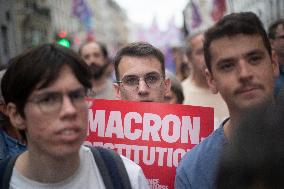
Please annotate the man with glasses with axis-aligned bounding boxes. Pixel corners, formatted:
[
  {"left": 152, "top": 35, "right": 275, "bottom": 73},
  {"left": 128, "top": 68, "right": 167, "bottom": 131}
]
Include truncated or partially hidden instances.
[
  {"left": 0, "top": 44, "right": 149, "bottom": 188},
  {"left": 113, "top": 42, "right": 171, "bottom": 102}
]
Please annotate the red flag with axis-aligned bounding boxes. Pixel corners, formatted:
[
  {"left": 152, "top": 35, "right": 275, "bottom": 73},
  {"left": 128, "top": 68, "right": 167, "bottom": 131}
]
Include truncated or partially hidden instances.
[{"left": 211, "top": 0, "right": 226, "bottom": 22}]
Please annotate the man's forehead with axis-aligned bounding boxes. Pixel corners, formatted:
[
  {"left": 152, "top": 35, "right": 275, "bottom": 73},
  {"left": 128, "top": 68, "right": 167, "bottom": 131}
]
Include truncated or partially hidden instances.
[
  {"left": 82, "top": 42, "right": 101, "bottom": 53},
  {"left": 32, "top": 66, "right": 82, "bottom": 94},
  {"left": 210, "top": 34, "right": 266, "bottom": 62},
  {"left": 123, "top": 71, "right": 161, "bottom": 78},
  {"left": 32, "top": 85, "right": 84, "bottom": 96},
  {"left": 189, "top": 33, "right": 204, "bottom": 46},
  {"left": 119, "top": 56, "right": 162, "bottom": 73},
  {"left": 121, "top": 68, "right": 162, "bottom": 78}
]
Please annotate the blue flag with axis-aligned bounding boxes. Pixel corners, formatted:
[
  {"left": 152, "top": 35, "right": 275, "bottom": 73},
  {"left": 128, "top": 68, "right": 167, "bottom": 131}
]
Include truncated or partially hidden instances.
[
  {"left": 72, "top": 0, "right": 92, "bottom": 30},
  {"left": 191, "top": 0, "right": 202, "bottom": 28}
]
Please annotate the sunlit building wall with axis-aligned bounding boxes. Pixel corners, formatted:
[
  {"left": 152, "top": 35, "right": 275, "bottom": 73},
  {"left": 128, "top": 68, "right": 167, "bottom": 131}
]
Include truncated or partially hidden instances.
[
  {"left": 47, "top": 0, "right": 83, "bottom": 41},
  {"left": 87, "top": 0, "right": 129, "bottom": 56},
  {"left": 0, "top": 0, "right": 15, "bottom": 64},
  {"left": 0, "top": 0, "right": 52, "bottom": 64}
]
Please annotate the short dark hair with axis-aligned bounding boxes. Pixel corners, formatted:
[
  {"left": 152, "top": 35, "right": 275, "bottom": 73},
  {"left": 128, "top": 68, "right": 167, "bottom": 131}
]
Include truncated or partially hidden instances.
[
  {"left": 171, "top": 86, "right": 184, "bottom": 104},
  {"left": 166, "top": 70, "right": 184, "bottom": 104},
  {"left": 2, "top": 44, "right": 92, "bottom": 117},
  {"left": 78, "top": 41, "right": 108, "bottom": 58},
  {"left": 268, "top": 19, "right": 284, "bottom": 39},
  {"left": 204, "top": 12, "right": 272, "bottom": 72},
  {"left": 113, "top": 42, "right": 165, "bottom": 80}
]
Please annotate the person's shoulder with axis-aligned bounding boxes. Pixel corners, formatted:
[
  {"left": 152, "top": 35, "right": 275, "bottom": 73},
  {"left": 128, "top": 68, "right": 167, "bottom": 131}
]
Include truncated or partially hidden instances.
[
  {"left": 120, "top": 155, "right": 150, "bottom": 189},
  {"left": 0, "top": 129, "right": 8, "bottom": 160},
  {"left": 177, "top": 127, "right": 225, "bottom": 174},
  {"left": 81, "top": 145, "right": 91, "bottom": 153},
  {"left": 120, "top": 155, "right": 141, "bottom": 171},
  {"left": 196, "top": 127, "right": 225, "bottom": 152},
  {"left": 175, "top": 127, "right": 226, "bottom": 188},
  {"left": 83, "top": 146, "right": 149, "bottom": 189}
]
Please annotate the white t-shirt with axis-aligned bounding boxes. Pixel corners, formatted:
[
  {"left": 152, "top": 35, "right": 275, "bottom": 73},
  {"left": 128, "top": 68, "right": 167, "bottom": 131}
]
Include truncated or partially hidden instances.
[
  {"left": 10, "top": 146, "right": 149, "bottom": 189},
  {"left": 182, "top": 76, "right": 229, "bottom": 129}
]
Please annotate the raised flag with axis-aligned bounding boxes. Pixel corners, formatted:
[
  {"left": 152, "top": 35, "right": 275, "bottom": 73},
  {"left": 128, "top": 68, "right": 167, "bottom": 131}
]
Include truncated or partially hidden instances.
[
  {"left": 191, "top": 0, "right": 202, "bottom": 28},
  {"left": 211, "top": 0, "right": 226, "bottom": 22},
  {"left": 72, "top": 0, "right": 92, "bottom": 30}
]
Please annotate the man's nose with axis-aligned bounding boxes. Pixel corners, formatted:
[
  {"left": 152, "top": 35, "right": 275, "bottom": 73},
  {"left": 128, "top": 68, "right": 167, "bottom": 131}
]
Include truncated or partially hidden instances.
[
  {"left": 60, "top": 96, "right": 77, "bottom": 116},
  {"left": 137, "top": 79, "right": 149, "bottom": 94},
  {"left": 87, "top": 56, "right": 97, "bottom": 65},
  {"left": 238, "top": 60, "right": 253, "bottom": 81}
]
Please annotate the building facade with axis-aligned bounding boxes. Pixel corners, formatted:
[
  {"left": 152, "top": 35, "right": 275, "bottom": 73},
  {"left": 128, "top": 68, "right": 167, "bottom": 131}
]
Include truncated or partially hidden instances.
[
  {"left": 0, "top": 0, "right": 129, "bottom": 64},
  {"left": 86, "top": 0, "right": 129, "bottom": 56},
  {"left": 0, "top": 0, "right": 52, "bottom": 65},
  {"left": 0, "top": 0, "right": 14, "bottom": 65}
]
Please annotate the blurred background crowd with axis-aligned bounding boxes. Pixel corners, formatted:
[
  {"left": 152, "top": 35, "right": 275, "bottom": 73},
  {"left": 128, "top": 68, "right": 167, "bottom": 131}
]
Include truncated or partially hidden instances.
[{"left": 1, "top": 0, "right": 284, "bottom": 71}]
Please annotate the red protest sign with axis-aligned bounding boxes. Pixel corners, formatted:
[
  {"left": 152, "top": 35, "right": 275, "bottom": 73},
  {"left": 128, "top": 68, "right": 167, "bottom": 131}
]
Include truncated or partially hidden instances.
[{"left": 85, "top": 99, "right": 214, "bottom": 189}]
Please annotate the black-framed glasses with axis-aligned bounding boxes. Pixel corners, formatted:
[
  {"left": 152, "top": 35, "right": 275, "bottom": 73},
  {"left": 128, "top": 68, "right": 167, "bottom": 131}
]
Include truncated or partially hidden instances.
[
  {"left": 116, "top": 72, "right": 163, "bottom": 91},
  {"left": 27, "top": 88, "right": 87, "bottom": 114}
]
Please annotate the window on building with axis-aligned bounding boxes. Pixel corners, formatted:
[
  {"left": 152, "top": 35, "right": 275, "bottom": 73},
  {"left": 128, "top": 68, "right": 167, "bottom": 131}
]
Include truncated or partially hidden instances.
[{"left": 1, "top": 26, "right": 9, "bottom": 57}]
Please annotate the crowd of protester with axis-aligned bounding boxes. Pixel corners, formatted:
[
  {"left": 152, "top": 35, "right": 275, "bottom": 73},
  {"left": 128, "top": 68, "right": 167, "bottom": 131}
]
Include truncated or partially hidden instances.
[{"left": 1, "top": 11, "right": 284, "bottom": 189}]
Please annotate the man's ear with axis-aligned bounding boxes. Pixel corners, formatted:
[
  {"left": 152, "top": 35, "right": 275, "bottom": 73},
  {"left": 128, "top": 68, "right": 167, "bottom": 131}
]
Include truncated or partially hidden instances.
[
  {"left": 164, "top": 78, "right": 171, "bottom": 95},
  {"left": 6, "top": 102, "right": 26, "bottom": 130},
  {"left": 113, "top": 83, "right": 122, "bottom": 99},
  {"left": 271, "top": 49, "right": 279, "bottom": 77},
  {"left": 205, "top": 69, "right": 218, "bottom": 94}
]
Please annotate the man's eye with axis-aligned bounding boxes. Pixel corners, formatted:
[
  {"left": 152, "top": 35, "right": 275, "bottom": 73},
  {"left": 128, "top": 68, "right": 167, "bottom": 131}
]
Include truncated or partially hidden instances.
[
  {"left": 219, "top": 62, "right": 234, "bottom": 72},
  {"left": 70, "top": 90, "right": 86, "bottom": 101},
  {"left": 38, "top": 94, "right": 59, "bottom": 105},
  {"left": 145, "top": 75, "right": 159, "bottom": 83},
  {"left": 123, "top": 77, "right": 139, "bottom": 85},
  {"left": 249, "top": 55, "right": 262, "bottom": 64},
  {"left": 83, "top": 55, "right": 90, "bottom": 60}
]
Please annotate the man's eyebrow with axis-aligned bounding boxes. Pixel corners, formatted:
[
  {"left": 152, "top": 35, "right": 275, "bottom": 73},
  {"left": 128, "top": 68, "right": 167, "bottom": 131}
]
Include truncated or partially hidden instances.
[
  {"left": 245, "top": 49, "right": 265, "bottom": 57},
  {"left": 216, "top": 57, "right": 236, "bottom": 66},
  {"left": 216, "top": 49, "right": 265, "bottom": 65},
  {"left": 123, "top": 74, "right": 138, "bottom": 78},
  {"left": 123, "top": 71, "right": 160, "bottom": 78},
  {"left": 32, "top": 87, "right": 85, "bottom": 96},
  {"left": 145, "top": 71, "right": 160, "bottom": 75}
]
